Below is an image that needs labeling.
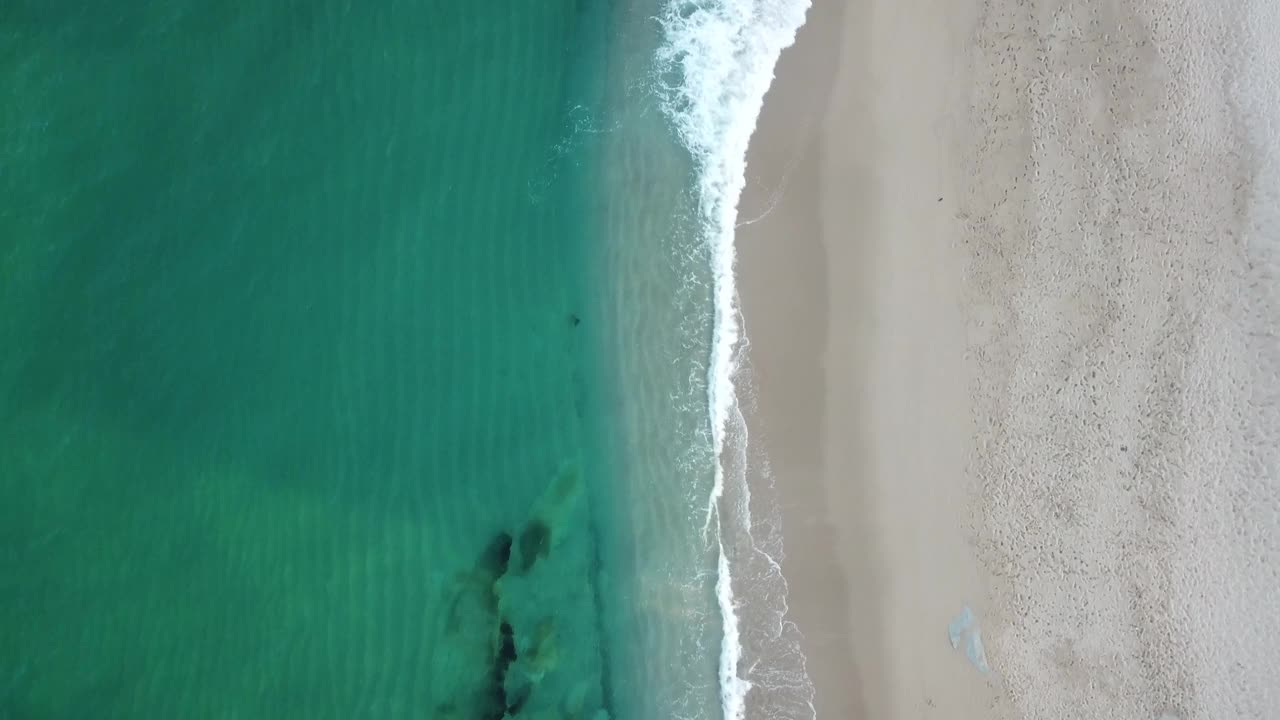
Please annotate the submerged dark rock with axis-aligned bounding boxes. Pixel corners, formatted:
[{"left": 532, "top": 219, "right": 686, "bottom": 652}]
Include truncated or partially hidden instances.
[
  {"left": 435, "top": 463, "right": 612, "bottom": 719},
  {"left": 485, "top": 621, "right": 517, "bottom": 718},
  {"left": 479, "top": 531, "right": 513, "bottom": 577},
  {"left": 518, "top": 520, "right": 551, "bottom": 573}
]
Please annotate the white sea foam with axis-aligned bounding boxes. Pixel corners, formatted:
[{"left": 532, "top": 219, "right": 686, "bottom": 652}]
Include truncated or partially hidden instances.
[{"left": 653, "top": 1, "right": 811, "bottom": 718}]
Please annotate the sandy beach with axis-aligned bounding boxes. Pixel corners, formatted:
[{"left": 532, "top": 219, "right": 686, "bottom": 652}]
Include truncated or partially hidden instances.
[
  {"left": 739, "top": 0, "right": 1280, "bottom": 718},
  {"left": 737, "top": 0, "right": 999, "bottom": 716}
]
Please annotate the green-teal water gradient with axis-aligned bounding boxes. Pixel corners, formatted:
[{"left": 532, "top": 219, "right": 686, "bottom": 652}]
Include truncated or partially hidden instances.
[{"left": 1, "top": 2, "right": 624, "bottom": 717}]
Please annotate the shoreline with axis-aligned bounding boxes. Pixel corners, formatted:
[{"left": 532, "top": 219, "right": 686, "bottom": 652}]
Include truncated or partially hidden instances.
[{"left": 737, "top": 0, "right": 1000, "bottom": 716}]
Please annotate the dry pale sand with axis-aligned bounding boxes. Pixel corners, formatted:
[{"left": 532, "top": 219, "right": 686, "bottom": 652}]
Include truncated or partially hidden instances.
[{"left": 739, "top": 0, "right": 1280, "bottom": 719}]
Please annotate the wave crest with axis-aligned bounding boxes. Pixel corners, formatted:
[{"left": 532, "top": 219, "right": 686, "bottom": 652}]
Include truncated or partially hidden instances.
[{"left": 653, "top": 1, "right": 813, "bottom": 718}]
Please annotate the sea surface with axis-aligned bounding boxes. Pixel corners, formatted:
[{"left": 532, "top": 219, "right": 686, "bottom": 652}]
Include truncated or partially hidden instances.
[{"left": 0, "top": 1, "right": 811, "bottom": 718}]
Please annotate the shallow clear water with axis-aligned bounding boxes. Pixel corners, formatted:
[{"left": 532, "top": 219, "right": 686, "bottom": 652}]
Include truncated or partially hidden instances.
[
  {"left": 0, "top": 0, "right": 822, "bottom": 717},
  {"left": 2, "top": 2, "right": 626, "bottom": 717}
]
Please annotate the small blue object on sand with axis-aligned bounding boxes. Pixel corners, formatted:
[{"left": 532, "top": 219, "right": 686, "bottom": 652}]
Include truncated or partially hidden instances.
[
  {"left": 948, "top": 605, "right": 991, "bottom": 673},
  {"left": 947, "top": 606, "right": 974, "bottom": 648},
  {"left": 965, "top": 629, "right": 991, "bottom": 674}
]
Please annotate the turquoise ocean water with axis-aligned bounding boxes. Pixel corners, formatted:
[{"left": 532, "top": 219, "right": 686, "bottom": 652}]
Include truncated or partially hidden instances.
[{"left": 1, "top": 1, "right": 811, "bottom": 718}]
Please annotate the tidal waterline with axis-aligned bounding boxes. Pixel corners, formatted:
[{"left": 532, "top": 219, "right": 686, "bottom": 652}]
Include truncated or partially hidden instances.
[{"left": 1, "top": 0, "right": 820, "bottom": 717}]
